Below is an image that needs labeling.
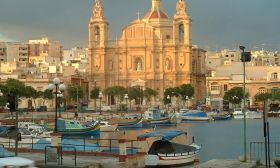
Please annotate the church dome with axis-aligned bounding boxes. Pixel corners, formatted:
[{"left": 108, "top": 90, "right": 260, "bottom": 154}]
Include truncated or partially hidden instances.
[{"left": 143, "top": 0, "right": 169, "bottom": 20}]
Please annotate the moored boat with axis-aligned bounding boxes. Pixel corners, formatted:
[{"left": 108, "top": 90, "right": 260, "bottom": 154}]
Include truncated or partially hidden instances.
[
  {"left": 233, "top": 108, "right": 263, "bottom": 119},
  {"left": 181, "top": 111, "right": 212, "bottom": 121},
  {"left": 117, "top": 117, "right": 143, "bottom": 129},
  {"left": 138, "top": 130, "right": 201, "bottom": 167},
  {"left": 57, "top": 118, "right": 100, "bottom": 136},
  {"left": 144, "top": 107, "right": 176, "bottom": 126},
  {"left": 212, "top": 113, "right": 232, "bottom": 121}
]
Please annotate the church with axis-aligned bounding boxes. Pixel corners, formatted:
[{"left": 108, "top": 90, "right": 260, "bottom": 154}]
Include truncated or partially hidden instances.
[{"left": 88, "top": 0, "right": 206, "bottom": 104}]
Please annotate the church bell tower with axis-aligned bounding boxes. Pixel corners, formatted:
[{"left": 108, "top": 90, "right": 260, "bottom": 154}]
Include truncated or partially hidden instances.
[{"left": 88, "top": 0, "right": 108, "bottom": 88}]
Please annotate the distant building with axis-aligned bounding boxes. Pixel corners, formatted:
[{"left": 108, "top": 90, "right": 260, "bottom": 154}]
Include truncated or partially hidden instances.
[
  {"left": 63, "top": 47, "right": 88, "bottom": 63},
  {"left": 207, "top": 62, "right": 280, "bottom": 111},
  {"left": 88, "top": 0, "right": 206, "bottom": 102},
  {"left": 0, "top": 42, "right": 29, "bottom": 68},
  {"left": 29, "top": 37, "right": 63, "bottom": 64}
]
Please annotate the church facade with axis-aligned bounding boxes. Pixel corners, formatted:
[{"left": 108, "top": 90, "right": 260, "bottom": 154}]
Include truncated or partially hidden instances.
[{"left": 88, "top": 0, "right": 206, "bottom": 103}]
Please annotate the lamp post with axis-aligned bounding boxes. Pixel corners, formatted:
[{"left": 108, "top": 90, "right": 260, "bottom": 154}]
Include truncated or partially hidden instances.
[
  {"left": 124, "top": 94, "right": 129, "bottom": 114},
  {"left": 48, "top": 77, "right": 66, "bottom": 133},
  {"left": 185, "top": 96, "right": 189, "bottom": 109},
  {"left": 98, "top": 91, "right": 103, "bottom": 115},
  {"left": 240, "top": 46, "right": 251, "bottom": 161},
  {"left": 167, "top": 95, "right": 171, "bottom": 111},
  {"left": 57, "top": 91, "right": 63, "bottom": 118},
  {"left": 94, "top": 80, "right": 97, "bottom": 110}
]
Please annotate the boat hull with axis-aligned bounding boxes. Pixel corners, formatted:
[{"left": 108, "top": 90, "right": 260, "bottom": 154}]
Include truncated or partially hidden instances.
[
  {"left": 117, "top": 118, "right": 143, "bottom": 129},
  {"left": 181, "top": 117, "right": 212, "bottom": 121},
  {"left": 145, "top": 152, "right": 198, "bottom": 167},
  {"left": 58, "top": 123, "right": 100, "bottom": 137},
  {"left": 100, "top": 125, "right": 117, "bottom": 132}
]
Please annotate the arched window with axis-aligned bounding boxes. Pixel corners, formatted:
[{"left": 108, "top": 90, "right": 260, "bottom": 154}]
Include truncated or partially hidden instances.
[
  {"left": 179, "top": 24, "right": 184, "bottom": 43},
  {"left": 94, "top": 26, "right": 100, "bottom": 46}
]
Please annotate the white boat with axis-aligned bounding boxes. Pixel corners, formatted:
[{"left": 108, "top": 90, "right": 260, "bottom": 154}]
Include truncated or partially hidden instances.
[
  {"left": 84, "top": 120, "right": 117, "bottom": 132},
  {"left": 233, "top": 108, "right": 262, "bottom": 119},
  {"left": 138, "top": 130, "right": 201, "bottom": 167},
  {"left": 99, "top": 121, "right": 117, "bottom": 132}
]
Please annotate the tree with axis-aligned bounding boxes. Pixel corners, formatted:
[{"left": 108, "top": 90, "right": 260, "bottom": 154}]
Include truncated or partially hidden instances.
[
  {"left": 272, "top": 90, "right": 280, "bottom": 101},
  {"left": 255, "top": 93, "right": 272, "bottom": 102},
  {"left": 143, "top": 88, "right": 158, "bottom": 104},
  {"left": 24, "top": 86, "right": 39, "bottom": 110},
  {"left": 104, "top": 86, "right": 126, "bottom": 104},
  {"left": 40, "top": 89, "right": 53, "bottom": 106},
  {"left": 179, "top": 84, "right": 194, "bottom": 100},
  {"left": 67, "top": 86, "right": 84, "bottom": 104},
  {"left": 90, "top": 87, "right": 100, "bottom": 100},
  {"left": 163, "top": 87, "right": 176, "bottom": 105},
  {"left": 223, "top": 87, "right": 245, "bottom": 106}
]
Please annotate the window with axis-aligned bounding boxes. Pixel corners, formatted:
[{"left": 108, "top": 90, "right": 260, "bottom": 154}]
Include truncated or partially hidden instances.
[
  {"left": 179, "top": 24, "right": 184, "bottom": 43},
  {"left": 166, "top": 35, "right": 170, "bottom": 39},
  {"left": 224, "top": 84, "right": 228, "bottom": 92},
  {"left": 259, "top": 87, "right": 266, "bottom": 94},
  {"left": 94, "top": 26, "right": 100, "bottom": 45},
  {"left": 271, "top": 72, "right": 278, "bottom": 80},
  {"left": 211, "top": 86, "right": 220, "bottom": 91}
]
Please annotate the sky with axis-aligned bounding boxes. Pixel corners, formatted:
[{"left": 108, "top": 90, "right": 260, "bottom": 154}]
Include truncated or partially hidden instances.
[{"left": 0, "top": 0, "right": 280, "bottom": 51}]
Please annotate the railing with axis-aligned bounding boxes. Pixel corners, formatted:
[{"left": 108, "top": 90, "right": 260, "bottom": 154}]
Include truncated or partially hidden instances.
[
  {"left": 250, "top": 141, "right": 280, "bottom": 162},
  {"left": 44, "top": 145, "right": 77, "bottom": 166},
  {"left": 0, "top": 136, "right": 141, "bottom": 156}
]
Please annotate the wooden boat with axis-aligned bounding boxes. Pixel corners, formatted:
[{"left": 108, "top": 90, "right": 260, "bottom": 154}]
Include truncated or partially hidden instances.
[
  {"left": 144, "top": 107, "right": 176, "bottom": 126},
  {"left": 117, "top": 117, "right": 143, "bottom": 129},
  {"left": 57, "top": 118, "right": 100, "bottom": 136},
  {"left": 138, "top": 130, "right": 201, "bottom": 167}
]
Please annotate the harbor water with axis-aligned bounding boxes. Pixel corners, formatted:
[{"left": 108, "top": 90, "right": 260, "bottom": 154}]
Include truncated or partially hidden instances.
[{"left": 161, "top": 118, "right": 280, "bottom": 162}]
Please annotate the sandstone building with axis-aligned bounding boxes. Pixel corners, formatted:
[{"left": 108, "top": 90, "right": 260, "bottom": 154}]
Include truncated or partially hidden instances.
[{"left": 88, "top": 0, "right": 206, "bottom": 102}]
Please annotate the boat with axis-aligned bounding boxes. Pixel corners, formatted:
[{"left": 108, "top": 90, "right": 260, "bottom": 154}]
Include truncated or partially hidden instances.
[
  {"left": 212, "top": 113, "right": 232, "bottom": 121},
  {"left": 180, "top": 110, "right": 212, "bottom": 121},
  {"left": 138, "top": 130, "right": 201, "bottom": 167},
  {"left": 144, "top": 107, "right": 176, "bottom": 126},
  {"left": 117, "top": 117, "right": 143, "bottom": 129},
  {"left": 84, "top": 120, "right": 117, "bottom": 132},
  {"left": 232, "top": 108, "right": 262, "bottom": 119},
  {"left": 57, "top": 118, "right": 100, "bottom": 136}
]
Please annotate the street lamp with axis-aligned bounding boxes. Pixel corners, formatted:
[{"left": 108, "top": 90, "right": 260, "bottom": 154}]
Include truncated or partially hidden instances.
[
  {"left": 98, "top": 91, "right": 103, "bottom": 115},
  {"left": 124, "top": 94, "right": 129, "bottom": 114},
  {"left": 167, "top": 95, "right": 171, "bottom": 111},
  {"left": 185, "top": 96, "right": 189, "bottom": 109},
  {"left": 240, "top": 46, "right": 251, "bottom": 161},
  {"left": 57, "top": 91, "right": 63, "bottom": 118},
  {"left": 48, "top": 77, "right": 66, "bottom": 133}
]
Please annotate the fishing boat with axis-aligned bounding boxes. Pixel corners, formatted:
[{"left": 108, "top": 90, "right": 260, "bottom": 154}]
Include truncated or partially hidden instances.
[
  {"left": 180, "top": 110, "right": 212, "bottom": 121},
  {"left": 57, "top": 118, "right": 100, "bottom": 136},
  {"left": 84, "top": 120, "right": 117, "bottom": 132},
  {"left": 212, "top": 113, "right": 232, "bottom": 121},
  {"left": 138, "top": 130, "right": 201, "bottom": 167},
  {"left": 144, "top": 107, "right": 176, "bottom": 126},
  {"left": 117, "top": 117, "right": 143, "bottom": 129}
]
